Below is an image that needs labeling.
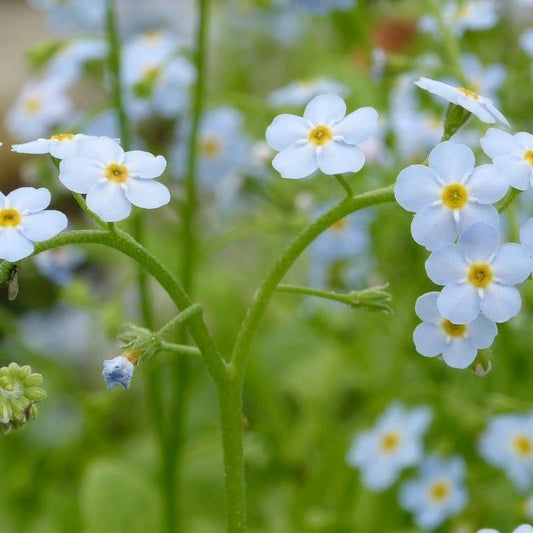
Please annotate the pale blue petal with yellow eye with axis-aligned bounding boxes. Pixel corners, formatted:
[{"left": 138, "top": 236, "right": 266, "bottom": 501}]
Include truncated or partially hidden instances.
[
  {"left": 265, "top": 114, "right": 309, "bottom": 151},
  {"left": 303, "top": 93, "right": 346, "bottom": 125},
  {"left": 7, "top": 187, "right": 50, "bottom": 213},
  {"left": 514, "top": 132, "right": 533, "bottom": 150},
  {"left": 491, "top": 243, "right": 532, "bottom": 284},
  {"left": 125, "top": 178, "right": 170, "bottom": 209},
  {"left": 442, "top": 338, "right": 477, "bottom": 369},
  {"left": 0, "top": 229, "right": 34, "bottom": 262},
  {"left": 76, "top": 137, "right": 124, "bottom": 164},
  {"left": 458, "top": 222, "right": 499, "bottom": 262},
  {"left": 316, "top": 142, "right": 365, "bottom": 175},
  {"left": 332, "top": 107, "right": 378, "bottom": 144},
  {"left": 468, "top": 314, "right": 498, "bottom": 349},
  {"left": 494, "top": 156, "right": 532, "bottom": 190},
  {"left": 123, "top": 151, "right": 166, "bottom": 179},
  {"left": 520, "top": 218, "right": 533, "bottom": 253},
  {"left": 414, "top": 291, "right": 441, "bottom": 322},
  {"left": 59, "top": 157, "right": 103, "bottom": 193},
  {"left": 428, "top": 142, "right": 475, "bottom": 182},
  {"left": 480, "top": 128, "right": 516, "bottom": 158},
  {"left": 86, "top": 182, "right": 132, "bottom": 222},
  {"left": 456, "top": 94, "right": 497, "bottom": 123},
  {"left": 394, "top": 165, "right": 442, "bottom": 212},
  {"left": 466, "top": 164, "right": 509, "bottom": 203},
  {"left": 437, "top": 283, "right": 480, "bottom": 324},
  {"left": 413, "top": 323, "right": 446, "bottom": 357},
  {"left": 480, "top": 283, "right": 522, "bottom": 323},
  {"left": 360, "top": 462, "right": 398, "bottom": 491},
  {"left": 411, "top": 204, "right": 457, "bottom": 250},
  {"left": 20, "top": 211, "right": 67, "bottom": 241},
  {"left": 272, "top": 144, "right": 317, "bottom": 179},
  {"left": 426, "top": 244, "right": 468, "bottom": 285},
  {"left": 455, "top": 203, "right": 499, "bottom": 234}
]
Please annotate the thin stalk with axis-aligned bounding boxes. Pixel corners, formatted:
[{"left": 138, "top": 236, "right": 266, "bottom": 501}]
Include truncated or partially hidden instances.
[
  {"left": 334, "top": 174, "right": 354, "bottom": 197},
  {"left": 160, "top": 341, "right": 201, "bottom": 357}
]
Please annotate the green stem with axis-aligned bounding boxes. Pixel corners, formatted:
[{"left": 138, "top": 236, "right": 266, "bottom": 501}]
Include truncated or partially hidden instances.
[
  {"left": 334, "top": 174, "right": 354, "bottom": 197},
  {"left": 157, "top": 304, "right": 203, "bottom": 339},
  {"left": 160, "top": 341, "right": 201, "bottom": 357},
  {"left": 497, "top": 187, "right": 521, "bottom": 214},
  {"left": 230, "top": 183, "right": 395, "bottom": 381},
  {"left": 71, "top": 193, "right": 108, "bottom": 229}
]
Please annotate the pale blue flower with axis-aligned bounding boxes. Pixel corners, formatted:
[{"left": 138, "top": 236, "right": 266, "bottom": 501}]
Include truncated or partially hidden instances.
[
  {"left": 294, "top": 0, "right": 356, "bottom": 14},
  {"left": 33, "top": 247, "right": 85, "bottom": 285},
  {"left": 425, "top": 222, "right": 531, "bottom": 324},
  {"left": 479, "top": 524, "right": 533, "bottom": 533},
  {"left": 266, "top": 93, "right": 378, "bottom": 179},
  {"left": 399, "top": 455, "right": 468, "bottom": 530},
  {"left": 455, "top": 54, "right": 506, "bottom": 104},
  {"left": 415, "top": 77, "right": 510, "bottom": 127},
  {"left": 268, "top": 78, "right": 349, "bottom": 107},
  {"left": 479, "top": 412, "right": 533, "bottom": 492},
  {"left": 481, "top": 129, "right": 533, "bottom": 191},
  {"left": 520, "top": 218, "right": 533, "bottom": 254},
  {"left": 521, "top": 29, "right": 533, "bottom": 57},
  {"left": 0, "top": 187, "right": 67, "bottom": 262},
  {"left": 347, "top": 403, "right": 432, "bottom": 491},
  {"left": 413, "top": 291, "right": 497, "bottom": 369},
  {"left": 12, "top": 133, "right": 97, "bottom": 159},
  {"left": 102, "top": 356, "right": 134, "bottom": 390},
  {"left": 395, "top": 142, "right": 508, "bottom": 250},
  {"left": 28, "top": 0, "right": 106, "bottom": 33}
]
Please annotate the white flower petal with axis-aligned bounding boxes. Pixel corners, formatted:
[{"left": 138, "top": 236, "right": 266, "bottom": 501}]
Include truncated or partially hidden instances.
[
  {"left": 428, "top": 142, "right": 475, "bottom": 182},
  {"left": 458, "top": 222, "right": 499, "bottom": 262},
  {"left": 76, "top": 137, "right": 124, "bottom": 164},
  {"left": 265, "top": 114, "right": 310, "bottom": 151},
  {"left": 123, "top": 151, "right": 167, "bottom": 179},
  {"left": 491, "top": 243, "right": 532, "bottom": 284},
  {"left": 480, "top": 283, "right": 522, "bottom": 323},
  {"left": 125, "top": 178, "right": 170, "bottom": 209},
  {"left": 316, "top": 142, "right": 365, "bottom": 175},
  {"left": 0, "top": 229, "right": 34, "bottom": 262},
  {"left": 59, "top": 158, "right": 103, "bottom": 193},
  {"left": 20, "top": 211, "right": 67, "bottom": 241},
  {"left": 437, "top": 283, "right": 480, "bottom": 324},
  {"left": 7, "top": 187, "right": 50, "bottom": 213},
  {"left": 426, "top": 245, "right": 468, "bottom": 285},
  {"left": 411, "top": 204, "right": 457, "bottom": 251},
  {"left": 468, "top": 314, "right": 498, "bottom": 349},
  {"left": 415, "top": 292, "right": 441, "bottom": 322},
  {"left": 520, "top": 218, "right": 533, "bottom": 253},
  {"left": 86, "top": 182, "right": 132, "bottom": 222},
  {"left": 442, "top": 338, "right": 477, "bottom": 369},
  {"left": 494, "top": 156, "right": 532, "bottom": 190},
  {"left": 466, "top": 164, "right": 509, "bottom": 203},
  {"left": 395, "top": 165, "right": 442, "bottom": 212},
  {"left": 414, "top": 77, "right": 458, "bottom": 103},
  {"left": 303, "top": 93, "right": 346, "bottom": 125},
  {"left": 456, "top": 203, "right": 499, "bottom": 234},
  {"left": 332, "top": 107, "right": 378, "bottom": 144},
  {"left": 480, "top": 128, "right": 516, "bottom": 158},
  {"left": 272, "top": 144, "right": 318, "bottom": 179},
  {"left": 413, "top": 323, "right": 446, "bottom": 357},
  {"left": 11, "top": 138, "right": 52, "bottom": 154}
]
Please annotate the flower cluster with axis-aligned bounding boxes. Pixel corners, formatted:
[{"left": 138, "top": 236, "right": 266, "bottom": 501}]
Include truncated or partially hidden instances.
[{"left": 396, "top": 133, "right": 533, "bottom": 370}]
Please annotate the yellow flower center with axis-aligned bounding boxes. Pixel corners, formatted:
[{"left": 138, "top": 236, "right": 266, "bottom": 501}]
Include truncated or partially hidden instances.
[
  {"left": 442, "top": 320, "right": 467, "bottom": 338},
  {"left": 429, "top": 480, "right": 451, "bottom": 503},
  {"left": 457, "top": 87, "right": 480, "bottom": 100},
  {"left": 513, "top": 434, "right": 533, "bottom": 458},
  {"left": 309, "top": 125, "right": 333, "bottom": 146},
  {"left": 442, "top": 183, "right": 468, "bottom": 209},
  {"left": 104, "top": 163, "right": 129, "bottom": 183},
  {"left": 467, "top": 263, "right": 493, "bottom": 288},
  {"left": 51, "top": 133, "right": 75, "bottom": 142},
  {"left": 379, "top": 431, "right": 402, "bottom": 454},
  {"left": 200, "top": 138, "right": 221, "bottom": 158},
  {"left": 524, "top": 151, "right": 533, "bottom": 166},
  {"left": 0, "top": 208, "right": 21, "bottom": 228},
  {"left": 24, "top": 98, "right": 42, "bottom": 114}
]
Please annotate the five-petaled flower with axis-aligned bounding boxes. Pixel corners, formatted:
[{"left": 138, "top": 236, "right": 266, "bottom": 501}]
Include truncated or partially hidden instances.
[
  {"left": 0, "top": 187, "right": 67, "bottom": 262},
  {"left": 425, "top": 222, "right": 531, "bottom": 324},
  {"left": 395, "top": 141, "right": 508, "bottom": 250},
  {"left": 59, "top": 136, "right": 170, "bottom": 222},
  {"left": 265, "top": 93, "right": 378, "bottom": 179}
]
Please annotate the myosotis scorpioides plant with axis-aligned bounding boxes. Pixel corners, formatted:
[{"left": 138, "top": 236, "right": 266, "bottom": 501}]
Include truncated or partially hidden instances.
[{"left": 5, "top": 1, "right": 533, "bottom": 532}]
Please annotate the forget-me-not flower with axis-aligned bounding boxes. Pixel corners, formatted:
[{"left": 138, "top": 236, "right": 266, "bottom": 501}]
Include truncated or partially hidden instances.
[
  {"left": 481, "top": 129, "right": 533, "bottom": 191},
  {"left": 346, "top": 402, "right": 432, "bottom": 491},
  {"left": 102, "top": 355, "right": 134, "bottom": 390},
  {"left": 413, "top": 291, "right": 497, "bottom": 369},
  {"left": 12, "top": 133, "right": 96, "bottom": 159},
  {"left": 0, "top": 187, "right": 67, "bottom": 262},
  {"left": 395, "top": 141, "right": 508, "bottom": 250},
  {"left": 59, "top": 137, "right": 170, "bottom": 222},
  {"left": 479, "top": 412, "right": 533, "bottom": 492},
  {"left": 415, "top": 77, "right": 510, "bottom": 127},
  {"left": 425, "top": 222, "right": 531, "bottom": 324},
  {"left": 399, "top": 455, "right": 468, "bottom": 530},
  {"left": 266, "top": 93, "right": 378, "bottom": 179},
  {"left": 267, "top": 78, "right": 349, "bottom": 107}
]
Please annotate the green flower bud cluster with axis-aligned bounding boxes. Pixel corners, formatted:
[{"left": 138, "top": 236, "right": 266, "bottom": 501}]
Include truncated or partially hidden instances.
[
  {"left": 0, "top": 363, "right": 46, "bottom": 435},
  {"left": 117, "top": 323, "right": 162, "bottom": 361}
]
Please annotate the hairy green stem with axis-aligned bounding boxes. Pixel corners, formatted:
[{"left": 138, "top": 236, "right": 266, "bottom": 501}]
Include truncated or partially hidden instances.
[
  {"left": 334, "top": 174, "right": 354, "bottom": 197},
  {"left": 160, "top": 341, "right": 201, "bottom": 357}
]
